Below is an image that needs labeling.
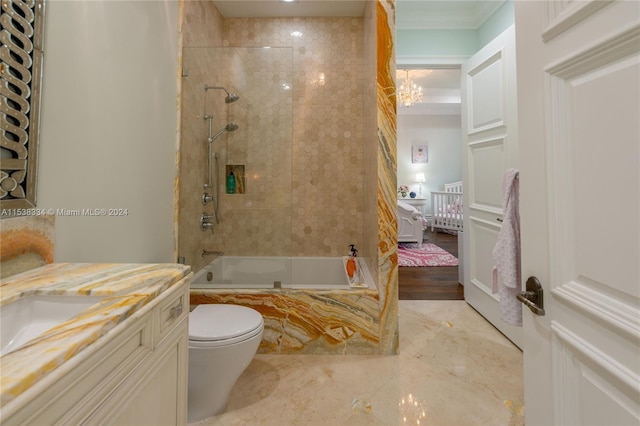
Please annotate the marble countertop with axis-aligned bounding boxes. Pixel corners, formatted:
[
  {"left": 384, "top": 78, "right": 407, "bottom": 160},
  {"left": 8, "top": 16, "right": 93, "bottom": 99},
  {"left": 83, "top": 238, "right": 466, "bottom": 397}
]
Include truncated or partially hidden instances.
[{"left": 0, "top": 263, "right": 191, "bottom": 407}]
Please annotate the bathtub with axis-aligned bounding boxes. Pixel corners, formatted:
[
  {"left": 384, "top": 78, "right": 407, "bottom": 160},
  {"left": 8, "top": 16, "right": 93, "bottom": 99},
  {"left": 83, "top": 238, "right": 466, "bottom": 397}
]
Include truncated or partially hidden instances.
[{"left": 191, "top": 256, "right": 374, "bottom": 290}]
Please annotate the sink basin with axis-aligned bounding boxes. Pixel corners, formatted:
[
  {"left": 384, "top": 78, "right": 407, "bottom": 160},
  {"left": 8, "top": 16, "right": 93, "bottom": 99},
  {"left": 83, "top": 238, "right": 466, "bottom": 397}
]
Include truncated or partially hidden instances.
[{"left": 1, "top": 295, "right": 106, "bottom": 356}]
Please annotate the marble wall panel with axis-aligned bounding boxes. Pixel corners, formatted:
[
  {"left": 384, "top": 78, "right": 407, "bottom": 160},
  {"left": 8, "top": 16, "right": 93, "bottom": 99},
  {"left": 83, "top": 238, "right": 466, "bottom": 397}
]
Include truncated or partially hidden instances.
[
  {"left": 375, "top": 0, "right": 399, "bottom": 355},
  {"left": 0, "top": 215, "right": 55, "bottom": 278}
]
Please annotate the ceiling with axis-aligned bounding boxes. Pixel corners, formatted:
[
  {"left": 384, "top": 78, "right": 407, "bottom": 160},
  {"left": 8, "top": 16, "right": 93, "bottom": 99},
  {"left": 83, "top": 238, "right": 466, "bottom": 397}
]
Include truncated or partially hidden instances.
[
  {"left": 212, "top": 1, "right": 506, "bottom": 30},
  {"left": 212, "top": 1, "right": 367, "bottom": 18}
]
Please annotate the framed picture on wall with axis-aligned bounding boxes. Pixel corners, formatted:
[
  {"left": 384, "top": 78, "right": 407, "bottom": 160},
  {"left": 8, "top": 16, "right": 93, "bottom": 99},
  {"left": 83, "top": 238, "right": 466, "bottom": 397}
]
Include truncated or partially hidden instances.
[{"left": 412, "top": 144, "right": 428, "bottom": 163}]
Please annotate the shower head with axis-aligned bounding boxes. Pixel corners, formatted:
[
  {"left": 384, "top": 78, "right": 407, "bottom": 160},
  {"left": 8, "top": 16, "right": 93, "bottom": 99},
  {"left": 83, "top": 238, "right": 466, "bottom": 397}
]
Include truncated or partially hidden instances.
[
  {"left": 209, "top": 123, "right": 239, "bottom": 143},
  {"left": 224, "top": 92, "right": 240, "bottom": 104},
  {"left": 204, "top": 85, "right": 240, "bottom": 103}
]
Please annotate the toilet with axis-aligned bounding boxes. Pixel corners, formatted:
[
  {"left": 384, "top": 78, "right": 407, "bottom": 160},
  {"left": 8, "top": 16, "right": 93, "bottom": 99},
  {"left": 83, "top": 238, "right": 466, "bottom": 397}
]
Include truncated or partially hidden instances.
[{"left": 187, "top": 304, "right": 264, "bottom": 423}]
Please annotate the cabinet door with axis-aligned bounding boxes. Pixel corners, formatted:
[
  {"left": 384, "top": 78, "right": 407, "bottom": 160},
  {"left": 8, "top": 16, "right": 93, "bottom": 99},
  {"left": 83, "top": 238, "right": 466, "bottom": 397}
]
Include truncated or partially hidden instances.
[
  {"left": 87, "top": 320, "right": 189, "bottom": 426},
  {"left": 115, "top": 335, "right": 187, "bottom": 425}
]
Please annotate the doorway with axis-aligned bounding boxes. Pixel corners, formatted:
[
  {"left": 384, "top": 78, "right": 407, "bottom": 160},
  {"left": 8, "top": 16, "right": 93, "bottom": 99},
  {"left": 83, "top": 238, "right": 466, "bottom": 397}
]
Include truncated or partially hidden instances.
[{"left": 396, "top": 66, "right": 463, "bottom": 300}]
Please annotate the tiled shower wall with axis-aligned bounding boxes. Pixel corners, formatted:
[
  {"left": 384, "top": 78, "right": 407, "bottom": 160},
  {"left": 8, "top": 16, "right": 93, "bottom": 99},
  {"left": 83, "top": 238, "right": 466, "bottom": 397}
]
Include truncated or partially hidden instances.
[
  {"left": 363, "top": 1, "right": 380, "bottom": 286},
  {"left": 179, "top": 5, "right": 369, "bottom": 271},
  {"left": 222, "top": 17, "right": 366, "bottom": 259},
  {"left": 178, "top": 1, "right": 224, "bottom": 272},
  {"left": 180, "top": 45, "right": 294, "bottom": 266}
]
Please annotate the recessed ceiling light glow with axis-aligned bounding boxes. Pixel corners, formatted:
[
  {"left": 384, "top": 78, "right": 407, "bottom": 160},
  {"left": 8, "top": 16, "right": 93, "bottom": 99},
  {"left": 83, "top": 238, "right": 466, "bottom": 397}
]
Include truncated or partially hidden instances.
[
  {"left": 281, "top": 0, "right": 296, "bottom": 3},
  {"left": 291, "top": 31, "right": 303, "bottom": 37}
]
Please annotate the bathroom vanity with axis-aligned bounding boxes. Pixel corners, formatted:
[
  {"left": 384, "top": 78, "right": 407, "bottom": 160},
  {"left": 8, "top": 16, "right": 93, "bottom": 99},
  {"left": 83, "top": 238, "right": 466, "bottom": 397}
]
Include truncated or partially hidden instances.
[{"left": 0, "top": 263, "right": 191, "bottom": 425}]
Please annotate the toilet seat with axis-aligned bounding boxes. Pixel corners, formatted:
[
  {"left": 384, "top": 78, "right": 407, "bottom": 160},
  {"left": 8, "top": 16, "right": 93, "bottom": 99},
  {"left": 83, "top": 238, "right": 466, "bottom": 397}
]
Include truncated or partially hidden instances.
[{"left": 189, "top": 304, "right": 264, "bottom": 347}]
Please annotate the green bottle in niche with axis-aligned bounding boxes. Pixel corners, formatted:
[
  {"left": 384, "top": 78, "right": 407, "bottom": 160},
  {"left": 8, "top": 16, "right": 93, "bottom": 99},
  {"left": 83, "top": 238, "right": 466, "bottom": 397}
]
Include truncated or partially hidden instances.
[{"left": 227, "top": 171, "right": 236, "bottom": 194}]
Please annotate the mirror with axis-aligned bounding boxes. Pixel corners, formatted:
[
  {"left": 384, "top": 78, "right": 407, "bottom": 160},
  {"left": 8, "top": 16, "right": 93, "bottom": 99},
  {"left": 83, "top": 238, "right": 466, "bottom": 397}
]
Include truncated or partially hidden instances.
[{"left": 0, "top": 0, "right": 46, "bottom": 211}]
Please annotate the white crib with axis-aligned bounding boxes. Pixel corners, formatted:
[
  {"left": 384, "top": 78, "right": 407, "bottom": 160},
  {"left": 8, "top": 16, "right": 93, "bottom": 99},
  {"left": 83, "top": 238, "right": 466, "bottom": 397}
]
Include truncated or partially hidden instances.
[{"left": 431, "top": 181, "right": 463, "bottom": 232}]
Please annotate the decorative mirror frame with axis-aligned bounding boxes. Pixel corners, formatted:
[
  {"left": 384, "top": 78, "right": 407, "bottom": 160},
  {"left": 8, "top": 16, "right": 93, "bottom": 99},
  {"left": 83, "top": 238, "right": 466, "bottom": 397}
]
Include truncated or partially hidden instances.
[{"left": 0, "top": 0, "right": 46, "bottom": 210}]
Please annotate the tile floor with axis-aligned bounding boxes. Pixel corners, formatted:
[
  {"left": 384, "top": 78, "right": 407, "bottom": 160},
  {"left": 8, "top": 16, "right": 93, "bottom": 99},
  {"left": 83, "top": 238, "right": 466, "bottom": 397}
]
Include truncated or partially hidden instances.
[{"left": 195, "top": 301, "right": 524, "bottom": 426}]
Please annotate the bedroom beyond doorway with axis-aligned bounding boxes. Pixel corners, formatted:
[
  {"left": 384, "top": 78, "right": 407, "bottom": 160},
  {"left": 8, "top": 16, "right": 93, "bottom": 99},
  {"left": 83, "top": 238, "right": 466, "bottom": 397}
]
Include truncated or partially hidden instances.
[{"left": 398, "top": 228, "right": 463, "bottom": 300}]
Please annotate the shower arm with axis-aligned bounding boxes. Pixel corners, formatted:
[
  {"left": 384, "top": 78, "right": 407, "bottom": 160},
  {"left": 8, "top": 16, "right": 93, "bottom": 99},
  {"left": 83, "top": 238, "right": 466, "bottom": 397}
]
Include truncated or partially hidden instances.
[
  {"left": 205, "top": 85, "right": 229, "bottom": 95},
  {"left": 204, "top": 84, "right": 240, "bottom": 104}
]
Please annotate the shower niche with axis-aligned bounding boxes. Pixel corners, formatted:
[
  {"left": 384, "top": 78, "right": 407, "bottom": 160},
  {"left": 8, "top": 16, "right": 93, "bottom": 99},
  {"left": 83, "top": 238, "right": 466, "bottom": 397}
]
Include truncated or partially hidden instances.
[{"left": 225, "top": 165, "right": 245, "bottom": 194}]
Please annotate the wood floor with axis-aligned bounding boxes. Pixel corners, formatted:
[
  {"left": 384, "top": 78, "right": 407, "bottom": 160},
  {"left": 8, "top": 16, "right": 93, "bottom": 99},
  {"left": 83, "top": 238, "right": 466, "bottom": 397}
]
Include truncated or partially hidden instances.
[{"left": 398, "top": 228, "right": 464, "bottom": 300}]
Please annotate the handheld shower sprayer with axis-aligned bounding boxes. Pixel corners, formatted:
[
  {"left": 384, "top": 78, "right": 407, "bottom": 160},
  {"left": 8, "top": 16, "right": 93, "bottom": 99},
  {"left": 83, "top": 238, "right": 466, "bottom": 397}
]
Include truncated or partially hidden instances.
[
  {"left": 209, "top": 123, "right": 239, "bottom": 143},
  {"left": 203, "top": 116, "right": 237, "bottom": 225},
  {"left": 204, "top": 84, "right": 240, "bottom": 103}
]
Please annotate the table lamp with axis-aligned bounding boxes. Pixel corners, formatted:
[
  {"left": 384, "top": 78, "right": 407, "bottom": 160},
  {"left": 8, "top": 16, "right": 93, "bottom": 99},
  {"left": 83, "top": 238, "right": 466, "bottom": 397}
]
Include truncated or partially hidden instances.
[{"left": 415, "top": 173, "right": 426, "bottom": 197}]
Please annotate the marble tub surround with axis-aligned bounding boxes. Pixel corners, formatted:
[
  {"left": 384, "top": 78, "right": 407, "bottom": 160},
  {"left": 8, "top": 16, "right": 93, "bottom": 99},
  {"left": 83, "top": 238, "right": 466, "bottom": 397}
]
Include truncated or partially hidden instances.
[
  {"left": 191, "top": 288, "right": 380, "bottom": 354},
  {"left": 193, "top": 301, "right": 524, "bottom": 426},
  {"left": 0, "top": 262, "right": 191, "bottom": 406},
  {"left": 0, "top": 215, "right": 55, "bottom": 279}
]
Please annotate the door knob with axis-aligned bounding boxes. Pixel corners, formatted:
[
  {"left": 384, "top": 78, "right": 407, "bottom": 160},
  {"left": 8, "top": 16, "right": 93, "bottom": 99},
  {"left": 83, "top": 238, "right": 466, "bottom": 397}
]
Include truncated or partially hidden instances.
[{"left": 517, "top": 276, "right": 545, "bottom": 316}]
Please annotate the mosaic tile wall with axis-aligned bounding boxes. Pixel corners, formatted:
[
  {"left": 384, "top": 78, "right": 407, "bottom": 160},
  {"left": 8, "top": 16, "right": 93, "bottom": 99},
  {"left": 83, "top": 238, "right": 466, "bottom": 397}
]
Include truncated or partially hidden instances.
[
  {"left": 178, "top": 1, "right": 225, "bottom": 272},
  {"left": 178, "top": 6, "right": 368, "bottom": 271},
  {"left": 219, "top": 17, "right": 366, "bottom": 259},
  {"left": 363, "top": 1, "right": 380, "bottom": 286}
]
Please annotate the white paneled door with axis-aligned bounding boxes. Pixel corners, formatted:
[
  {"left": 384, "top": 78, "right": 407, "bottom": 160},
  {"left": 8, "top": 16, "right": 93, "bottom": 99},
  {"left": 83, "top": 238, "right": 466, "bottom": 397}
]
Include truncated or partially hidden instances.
[
  {"left": 516, "top": 1, "right": 639, "bottom": 425},
  {"left": 461, "top": 25, "right": 522, "bottom": 347}
]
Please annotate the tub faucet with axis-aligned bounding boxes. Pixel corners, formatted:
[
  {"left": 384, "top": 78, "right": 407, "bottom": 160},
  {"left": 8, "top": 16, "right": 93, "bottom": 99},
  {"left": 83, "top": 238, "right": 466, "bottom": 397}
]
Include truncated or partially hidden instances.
[{"left": 202, "top": 250, "right": 224, "bottom": 259}]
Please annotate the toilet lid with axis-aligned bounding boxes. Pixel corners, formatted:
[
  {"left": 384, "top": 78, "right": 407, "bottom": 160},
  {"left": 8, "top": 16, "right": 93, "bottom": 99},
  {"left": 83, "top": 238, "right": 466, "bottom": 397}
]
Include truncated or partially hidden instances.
[{"left": 189, "top": 304, "right": 264, "bottom": 341}]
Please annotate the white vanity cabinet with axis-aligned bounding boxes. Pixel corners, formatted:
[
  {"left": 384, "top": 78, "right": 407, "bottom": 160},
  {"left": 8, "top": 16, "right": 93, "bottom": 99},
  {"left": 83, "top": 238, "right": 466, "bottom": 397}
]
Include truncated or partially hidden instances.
[{"left": 3, "top": 276, "right": 190, "bottom": 426}]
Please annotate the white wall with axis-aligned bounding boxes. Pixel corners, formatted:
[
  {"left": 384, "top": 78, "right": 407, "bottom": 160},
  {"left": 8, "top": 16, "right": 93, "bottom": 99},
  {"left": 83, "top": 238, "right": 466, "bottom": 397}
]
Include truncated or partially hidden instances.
[
  {"left": 477, "top": 0, "right": 515, "bottom": 49},
  {"left": 38, "top": 1, "right": 179, "bottom": 262},
  {"left": 396, "top": 1, "right": 515, "bottom": 58},
  {"left": 397, "top": 114, "right": 462, "bottom": 214}
]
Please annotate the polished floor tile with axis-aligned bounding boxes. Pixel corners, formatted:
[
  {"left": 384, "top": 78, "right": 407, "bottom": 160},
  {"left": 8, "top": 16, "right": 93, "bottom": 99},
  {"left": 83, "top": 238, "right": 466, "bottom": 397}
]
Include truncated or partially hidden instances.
[{"left": 194, "top": 301, "right": 524, "bottom": 426}]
